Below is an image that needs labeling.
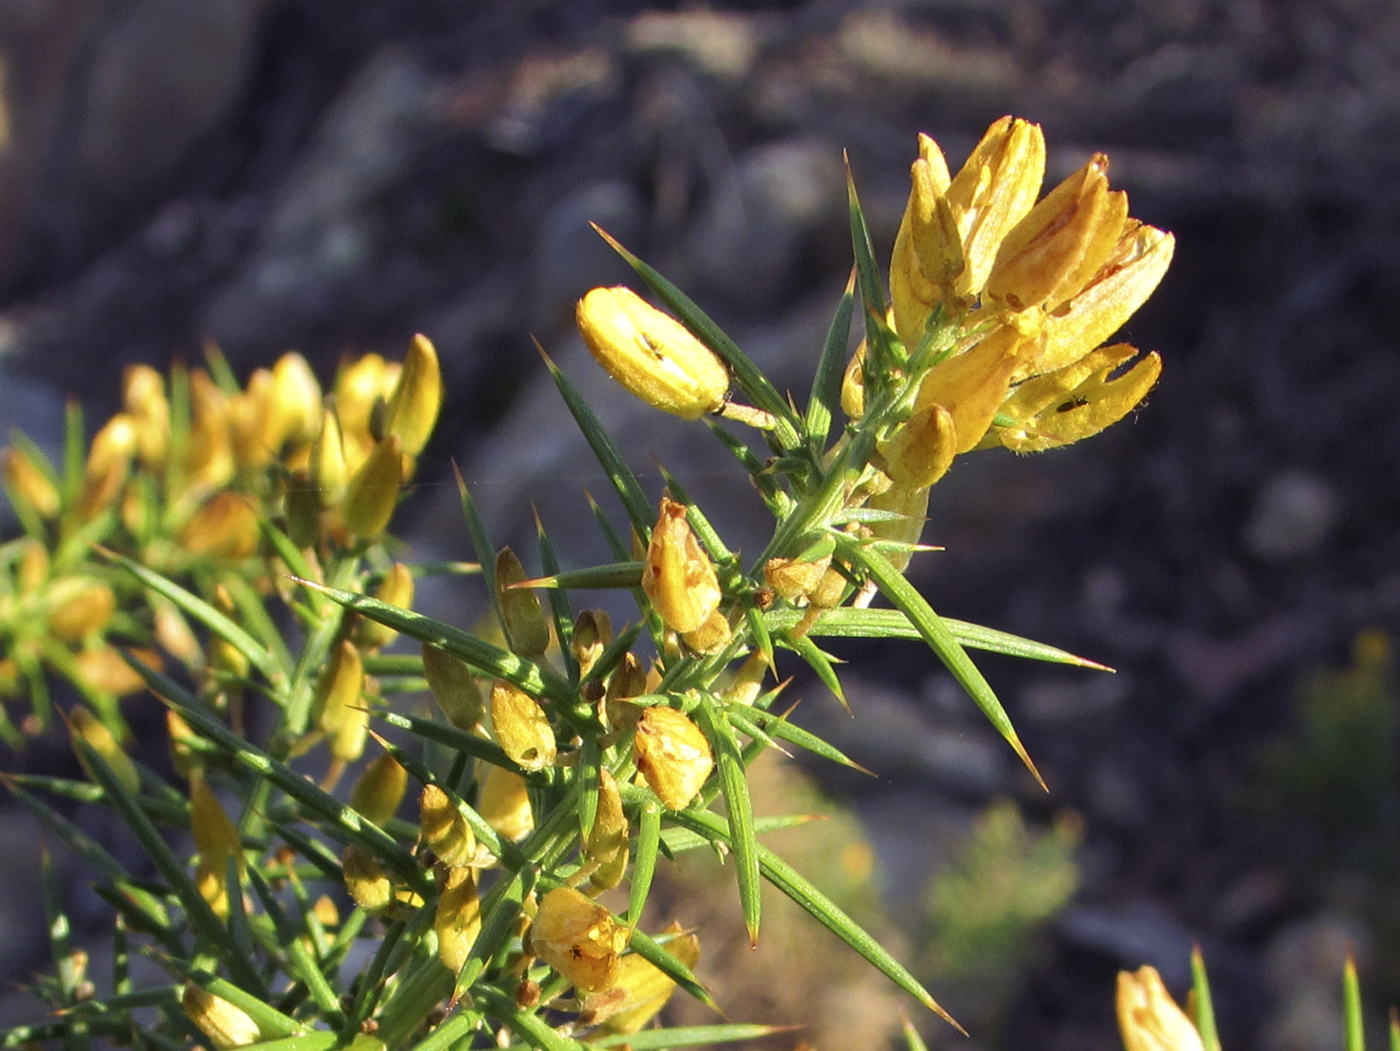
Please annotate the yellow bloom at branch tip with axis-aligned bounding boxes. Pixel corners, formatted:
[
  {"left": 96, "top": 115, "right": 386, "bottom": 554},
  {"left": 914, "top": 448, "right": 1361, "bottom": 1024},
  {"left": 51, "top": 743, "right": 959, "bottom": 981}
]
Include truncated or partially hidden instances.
[
  {"left": 577, "top": 286, "right": 729, "bottom": 419},
  {"left": 1117, "top": 966, "right": 1205, "bottom": 1051}
]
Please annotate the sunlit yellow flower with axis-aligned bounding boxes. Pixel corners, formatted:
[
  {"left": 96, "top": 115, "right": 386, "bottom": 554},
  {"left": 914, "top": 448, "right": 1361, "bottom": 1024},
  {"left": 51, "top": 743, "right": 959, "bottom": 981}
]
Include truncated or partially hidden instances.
[
  {"left": 419, "top": 783, "right": 476, "bottom": 868},
  {"left": 435, "top": 865, "right": 481, "bottom": 977},
  {"left": 182, "top": 984, "right": 261, "bottom": 1050},
  {"left": 581, "top": 923, "right": 700, "bottom": 1034},
  {"left": 577, "top": 286, "right": 729, "bottom": 419},
  {"left": 490, "top": 680, "right": 556, "bottom": 772},
  {"left": 1117, "top": 966, "right": 1205, "bottom": 1051},
  {"left": 383, "top": 334, "right": 442, "bottom": 457}
]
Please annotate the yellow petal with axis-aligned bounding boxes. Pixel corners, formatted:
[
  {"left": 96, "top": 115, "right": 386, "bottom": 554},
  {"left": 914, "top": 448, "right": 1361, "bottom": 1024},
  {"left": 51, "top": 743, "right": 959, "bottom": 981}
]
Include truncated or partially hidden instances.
[
  {"left": 915, "top": 326, "right": 1033, "bottom": 453},
  {"left": 1117, "top": 967, "right": 1205, "bottom": 1051},
  {"left": 531, "top": 887, "right": 629, "bottom": 993},
  {"left": 997, "top": 344, "right": 1162, "bottom": 452},
  {"left": 642, "top": 497, "right": 722, "bottom": 634}
]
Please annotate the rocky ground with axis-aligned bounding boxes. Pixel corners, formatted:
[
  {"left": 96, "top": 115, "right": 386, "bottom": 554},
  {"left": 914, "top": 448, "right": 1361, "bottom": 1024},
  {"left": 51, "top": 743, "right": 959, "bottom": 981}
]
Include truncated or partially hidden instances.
[{"left": 3, "top": 1, "right": 1400, "bottom": 1050}]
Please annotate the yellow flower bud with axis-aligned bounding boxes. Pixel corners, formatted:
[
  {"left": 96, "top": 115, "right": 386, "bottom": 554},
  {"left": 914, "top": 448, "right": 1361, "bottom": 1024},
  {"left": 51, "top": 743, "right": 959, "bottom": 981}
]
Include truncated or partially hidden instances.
[
  {"left": 840, "top": 342, "right": 866, "bottom": 420},
  {"left": 122, "top": 364, "right": 170, "bottom": 470},
  {"left": 227, "top": 368, "right": 281, "bottom": 472},
  {"left": 1, "top": 445, "right": 60, "bottom": 520},
  {"left": 603, "top": 652, "right": 647, "bottom": 736},
  {"left": 490, "top": 680, "right": 556, "bottom": 773},
  {"left": 315, "top": 641, "right": 368, "bottom": 764},
  {"left": 419, "top": 783, "right": 476, "bottom": 868},
  {"left": 182, "top": 983, "right": 261, "bottom": 1050},
  {"left": 878, "top": 401, "right": 956, "bottom": 491},
  {"left": 190, "top": 770, "right": 243, "bottom": 918},
  {"left": 167, "top": 709, "right": 201, "bottom": 779},
  {"left": 577, "top": 286, "right": 728, "bottom": 420},
  {"left": 763, "top": 543, "right": 834, "bottom": 602},
  {"left": 582, "top": 922, "right": 700, "bottom": 1034},
  {"left": 421, "top": 643, "right": 485, "bottom": 730},
  {"left": 944, "top": 116, "right": 1046, "bottom": 298},
  {"left": 1117, "top": 966, "right": 1204, "bottom": 1051},
  {"left": 633, "top": 706, "right": 712, "bottom": 810},
  {"left": 435, "top": 865, "right": 481, "bottom": 977},
  {"left": 642, "top": 496, "right": 722, "bottom": 635},
  {"left": 77, "top": 414, "right": 139, "bottom": 520},
  {"left": 153, "top": 600, "right": 203, "bottom": 670},
  {"left": 476, "top": 762, "right": 534, "bottom": 842},
  {"left": 335, "top": 354, "right": 401, "bottom": 445},
  {"left": 571, "top": 609, "right": 612, "bottom": 677},
  {"left": 496, "top": 547, "right": 550, "bottom": 657},
  {"left": 207, "top": 583, "right": 250, "bottom": 688},
  {"left": 271, "top": 352, "right": 323, "bottom": 447},
  {"left": 384, "top": 334, "right": 442, "bottom": 457},
  {"left": 177, "top": 492, "right": 261, "bottom": 560},
  {"left": 311, "top": 399, "right": 350, "bottom": 509},
  {"left": 46, "top": 578, "right": 116, "bottom": 642},
  {"left": 993, "top": 343, "right": 1162, "bottom": 453},
  {"left": 72, "top": 645, "right": 161, "bottom": 696},
  {"left": 530, "top": 887, "right": 629, "bottom": 993},
  {"left": 354, "top": 562, "right": 414, "bottom": 651},
  {"left": 724, "top": 652, "right": 771, "bottom": 707},
  {"left": 341, "top": 845, "right": 394, "bottom": 915},
  {"left": 985, "top": 154, "right": 1120, "bottom": 315},
  {"left": 350, "top": 751, "right": 408, "bottom": 827},
  {"left": 890, "top": 134, "right": 964, "bottom": 347},
  {"left": 341, "top": 435, "right": 403, "bottom": 538},
  {"left": 15, "top": 539, "right": 47, "bottom": 595},
  {"left": 185, "top": 370, "right": 235, "bottom": 493},
  {"left": 68, "top": 705, "right": 140, "bottom": 797},
  {"left": 585, "top": 768, "right": 629, "bottom": 890}
]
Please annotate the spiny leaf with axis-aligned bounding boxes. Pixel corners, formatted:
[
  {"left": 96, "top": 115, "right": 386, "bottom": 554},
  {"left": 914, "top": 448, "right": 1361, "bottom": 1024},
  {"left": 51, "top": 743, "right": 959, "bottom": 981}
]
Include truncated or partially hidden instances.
[
  {"left": 843, "top": 538, "right": 1046, "bottom": 790},
  {"left": 694, "top": 694, "right": 761, "bottom": 946}
]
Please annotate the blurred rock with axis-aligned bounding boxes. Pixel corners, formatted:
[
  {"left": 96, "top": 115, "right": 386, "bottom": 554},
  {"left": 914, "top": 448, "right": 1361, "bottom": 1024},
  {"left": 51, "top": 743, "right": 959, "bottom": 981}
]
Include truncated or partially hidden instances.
[
  {"left": 626, "top": 10, "right": 760, "bottom": 82},
  {"left": 0, "top": 0, "right": 267, "bottom": 286},
  {"left": 683, "top": 137, "right": 845, "bottom": 310},
  {"left": 1262, "top": 915, "right": 1368, "bottom": 1051},
  {"left": 527, "top": 179, "right": 644, "bottom": 335},
  {"left": 203, "top": 50, "right": 442, "bottom": 362},
  {"left": 1242, "top": 469, "right": 1339, "bottom": 561},
  {"left": 1057, "top": 898, "right": 1195, "bottom": 983}
]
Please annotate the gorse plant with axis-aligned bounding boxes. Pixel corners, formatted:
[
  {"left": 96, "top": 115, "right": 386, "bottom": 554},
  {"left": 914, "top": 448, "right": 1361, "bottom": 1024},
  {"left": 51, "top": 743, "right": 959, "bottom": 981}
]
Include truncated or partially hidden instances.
[{"left": 2, "top": 116, "right": 1172, "bottom": 1050}]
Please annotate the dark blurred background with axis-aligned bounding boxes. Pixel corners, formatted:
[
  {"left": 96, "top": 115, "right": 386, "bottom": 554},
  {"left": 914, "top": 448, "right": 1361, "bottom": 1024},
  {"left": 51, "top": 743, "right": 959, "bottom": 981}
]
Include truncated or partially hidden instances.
[{"left": 3, "top": 2, "right": 1399, "bottom": 1050}]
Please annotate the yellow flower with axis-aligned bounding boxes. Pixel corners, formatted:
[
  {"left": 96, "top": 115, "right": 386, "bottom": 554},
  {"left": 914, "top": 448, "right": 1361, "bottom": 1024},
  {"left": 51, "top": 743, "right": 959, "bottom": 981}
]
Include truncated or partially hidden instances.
[
  {"left": 581, "top": 923, "right": 700, "bottom": 1034},
  {"left": 642, "top": 496, "right": 722, "bottom": 635},
  {"left": 496, "top": 547, "right": 550, "bottom": 658},
  {"left": 476, "top": 762, "right": 534, "bottom": 842},
  {"left": 383, "top": 334, "right": 442, "bottom": 457},
  {"left": 349, "top": 751, "right": 408, "bottom": 827},
  {"left": 419, "top": 783, "right": 476, "bottom": 868},
  {"left": 1117, "top": 966, "right": 1205, "bottom": 1051},
  {"left": 584, "top": 768, "right": 628, "bottom": 890},
  {"left": 577, "top": 286, "right": 729, "bottom": 419},
  {"left": 190, "top": 770, "right": 244, "bottom": 919},
  {"left": 530, "top": 887, "right": 629, "bottom": 993},
  {"left": 1, "top": 445, "right": 60, "bottom": 519},
  {"left": 435, "top": 866, "right": 481, "bottom": 977}
]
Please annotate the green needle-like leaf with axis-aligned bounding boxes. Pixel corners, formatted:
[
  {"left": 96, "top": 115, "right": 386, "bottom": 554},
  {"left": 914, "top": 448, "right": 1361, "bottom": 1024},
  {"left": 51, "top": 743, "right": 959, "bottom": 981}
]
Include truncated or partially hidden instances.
[
  {"left": 293, "top": 577, "right": 575, "bottom": 708},
  {"left": 694, "top": 694, "right": 761, "bottom": 946},
  {"left": 514, "top": 562, "right": 644, "bottom": 590},
  {"left": 538, "top": 340, "right": 655, "bottom": 538},
  {"left": 1190, "top": 945, "right": 1220, "bottom": 1051},
  {"left": 162, "top": 962, "right": 303, "bottom": 1040},
  {"left": 628, "top": 797, "right": 662, "bottom": 928},
  {"left": 725, "top": 705, "right": 873, "bottom": 775},
  {"left": 1345, "top": 956, "right": 1364, "bottom": 1051},
  {"left": 765, "top": 607, "right": 1110, "bottom": 668},
  {"left": 843, "top": 539, "right": 1046, "bottom": 790},
  {"left": 102, "top": 551, "right": 281, "bottom": 685},
  {"left": 806, "top": 270, "right": 857, "bottom": 448},
  {"left": 475, "top": 985, "right": 591, "bottom": 1051},
  {"left": 782, "top": 632, "right": 848, "bottom": 714}
]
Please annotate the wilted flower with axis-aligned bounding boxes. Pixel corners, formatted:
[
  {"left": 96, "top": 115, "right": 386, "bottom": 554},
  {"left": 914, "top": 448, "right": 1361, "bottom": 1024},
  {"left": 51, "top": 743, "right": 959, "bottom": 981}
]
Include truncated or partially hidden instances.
[
  {"left": 633, "top": 705, "right": 713, "bottom": 810},
  {"left": 490, "top": 680, "right": 556, "bottom": 772},
  {"left": 581, "top": 922, "right": 700, "bottom": 1034},
  {"left": 496, "top": 547, "right": 550, "bottom": 658},
  {"left": 642, "top": 496, "right": 723, "bottom": 635},
  {"left": 476, "top": 762, "right": 534, "bottom": 842},
  {"left": 577, "top": 286, "right": 729, "bottom": 419},
  {"left": 585, "top": 768, "right": 628, "bottom": 890},
  {"left": 530, "top": 887, "right": 629, "bottom": 993},
  {"left": 350, "top": 751, "right": 408, "bottom": 827},
  {"left": 435, "top": 865, "right": 481, "bottom": 977},
  {"left": 422, "top": 643, "right": 485, "bottom": 730},
  {"left": 419, "top": 783, "right": 475, "bottom": 868}
]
